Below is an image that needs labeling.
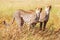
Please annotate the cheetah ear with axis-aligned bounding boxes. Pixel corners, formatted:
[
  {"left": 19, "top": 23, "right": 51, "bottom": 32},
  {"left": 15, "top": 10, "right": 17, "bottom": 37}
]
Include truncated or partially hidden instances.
[
  {"left": 47, "top": 5, "right": 52, "bottom": 9},
  {"left": 49, "top": 5, "right": 51, "bottom": 10},
  {"left": 39, "top": 8, "right": 42, "bottom": 12},
  {"left": 40, "top": 8, "right": 42, "bottom": 11}
]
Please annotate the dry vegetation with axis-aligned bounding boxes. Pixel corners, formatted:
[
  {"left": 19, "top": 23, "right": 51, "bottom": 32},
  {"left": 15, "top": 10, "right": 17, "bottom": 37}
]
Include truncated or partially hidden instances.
[{"left": 0, "top": 0, "right": 60, "bottom": 40}]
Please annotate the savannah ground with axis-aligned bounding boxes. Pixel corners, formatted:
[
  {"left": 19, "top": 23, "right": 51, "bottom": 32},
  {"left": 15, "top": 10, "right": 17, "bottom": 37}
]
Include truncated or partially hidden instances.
[{"left": 0, "top": 0, "right": 60, "bottom": 40}]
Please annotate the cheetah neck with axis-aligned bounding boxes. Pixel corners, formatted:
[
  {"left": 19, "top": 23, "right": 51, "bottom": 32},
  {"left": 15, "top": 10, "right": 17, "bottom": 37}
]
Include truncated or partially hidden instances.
[
  {"left": 45, "top": 8, "right": 50, "bottom": 15},
  {"left": 35, "top": 10, "right": 41, "bottom": 17}
]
